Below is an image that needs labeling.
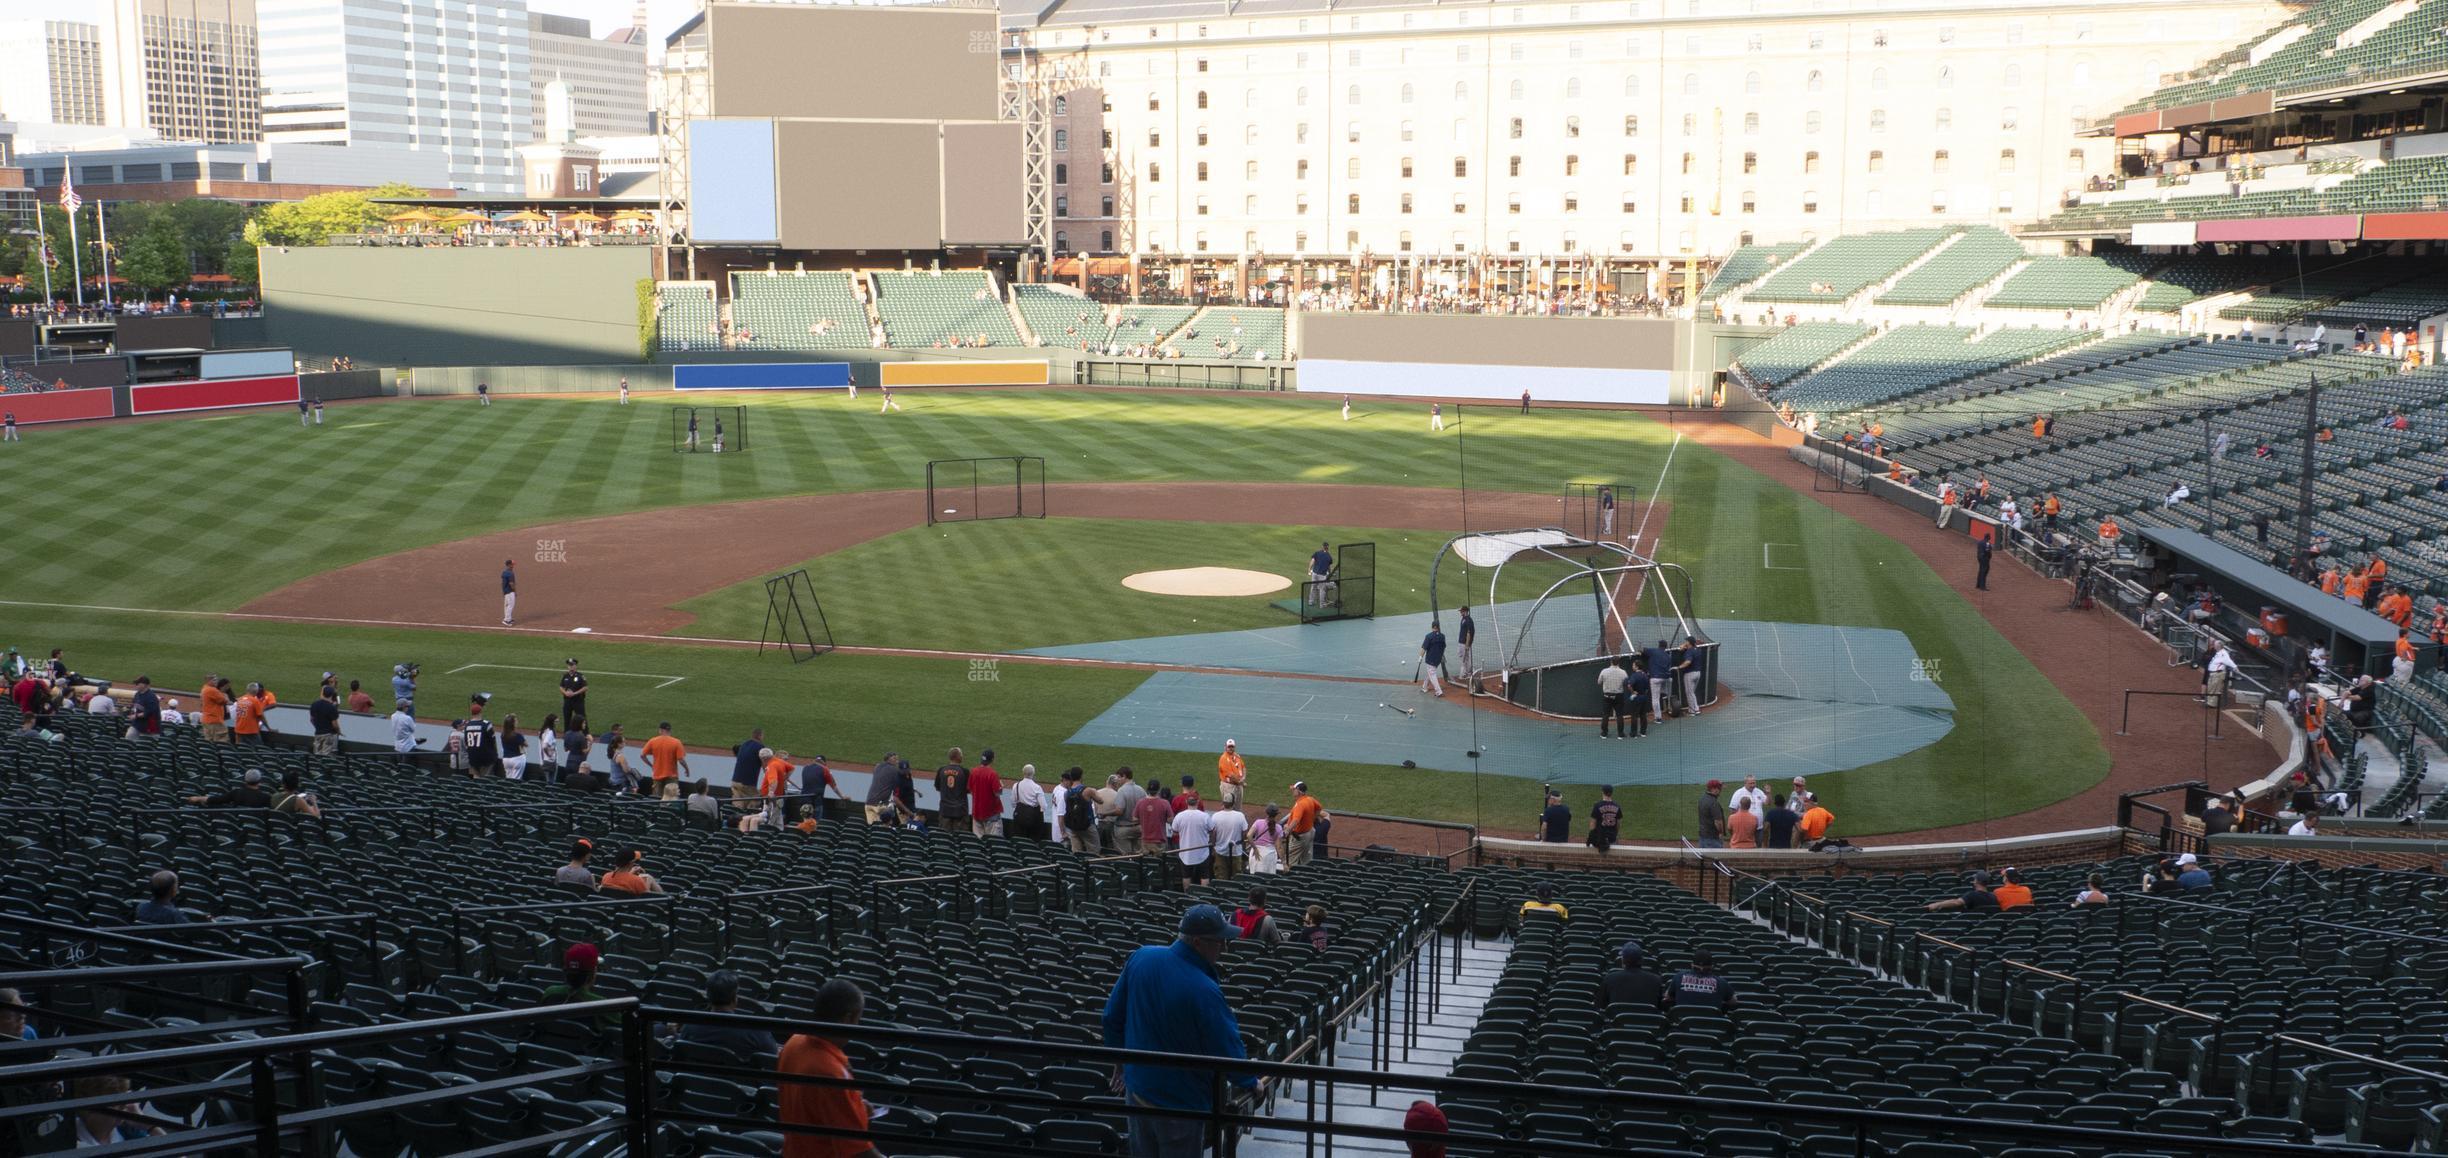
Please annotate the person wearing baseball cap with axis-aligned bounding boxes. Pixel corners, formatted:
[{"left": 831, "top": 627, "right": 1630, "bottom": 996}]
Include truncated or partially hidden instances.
[
  {"left": 1602, "top": 941, "right": 1665, "bottom": 1010},
  {"left": 1103, "top": 903, "right": 1259, "bottom": 1151},
  {"left": 1697, "top": 780, "right": 1727, "bottom": 848},
  {"left": 1286, "top": 781, "right": 1325, "bottom": 867},
  {"left": 1217, "top": 739, "right": 1247, "bottom": 808},
  {"left": 542, "top": 942, "right": 622, "bottom": 1031},
  {"left": 1402, "top": 1101, "right": 1450, "bottom": 1158}
]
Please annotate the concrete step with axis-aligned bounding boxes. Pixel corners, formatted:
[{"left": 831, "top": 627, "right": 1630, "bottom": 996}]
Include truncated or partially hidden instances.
[{"left": 1242, "top": 935, "right": 1514, "bottom": 1158}]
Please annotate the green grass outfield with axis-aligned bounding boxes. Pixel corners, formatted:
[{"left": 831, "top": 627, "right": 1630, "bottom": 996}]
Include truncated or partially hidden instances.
[{"left": 0, "top": 390, "right": 2103, "bottom": 837}]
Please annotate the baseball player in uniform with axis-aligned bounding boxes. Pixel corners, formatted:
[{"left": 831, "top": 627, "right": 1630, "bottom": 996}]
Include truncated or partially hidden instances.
[
  {"left": 881, "top": 385, "right": 901, "bottom": 413},
  {"left": 1430, "top": 402, "right": 1445, "bottom": 432},
  {"left": 686, "top": 411, "right": 699, "bottom": 450},
  {"left": 501, "top": 559, "right": 517, "bottom": 626}
]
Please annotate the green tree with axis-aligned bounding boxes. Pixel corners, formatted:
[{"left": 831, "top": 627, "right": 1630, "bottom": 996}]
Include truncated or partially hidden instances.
[
  {"left": 115, "top": 220, "right": 190, "bottom": 296},
  {"left": 248, "top": 182, "right": 432, "bottom": 247},
  {"left": 224, "top": 237, "right": 258, "bottom": 287}
]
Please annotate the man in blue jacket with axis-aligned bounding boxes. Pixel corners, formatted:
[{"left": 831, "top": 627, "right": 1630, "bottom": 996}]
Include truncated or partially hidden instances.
[{"left": 1103, "top": 904, "right": 1259, "bottom": 1156}]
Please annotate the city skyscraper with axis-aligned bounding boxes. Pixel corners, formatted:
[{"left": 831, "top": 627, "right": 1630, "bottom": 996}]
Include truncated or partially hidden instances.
[
  {"left": 0, "top": 20, "right": 111, "bottom": 127},
  {"left": 528, "top": 11, "right": 650, "bottom": 137},
  {"left": 101, "top": 0, "right": 261, "bottom": 142},
  {"left": 258, "top": 0, "right": 537, "bottom": 194}
]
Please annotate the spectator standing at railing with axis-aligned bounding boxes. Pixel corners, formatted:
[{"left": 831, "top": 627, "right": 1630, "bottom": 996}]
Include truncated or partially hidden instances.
[
  {"left": 232, "top": 682, "right": 275, "bottom": 746},
  {"left": 198, "top": 676, "right": 230, "bottom": 743},
  {"left": 643, "top": 721, "right": 687, "bottom": 800},
  {"left": 968, "top": 749, "right": 1006, "bottom": 837},
  {"left": 1285, "top": 783, "right": 1324, "bottom": 867},
  {"left": 863, "top": 753, "right": 910, "bottom": 825},
  {"left": 1695, "top": 780, "right": 1726, "bottom": 848},
  {"left": 732, "top": 728, "right": 768, "bottom": 797},
  {"left": 1216, "top": 739, "right": 1246, "bottom": 808},
  {"left": 1136, "top": 783, "right": 1175, "bottom": 860}
]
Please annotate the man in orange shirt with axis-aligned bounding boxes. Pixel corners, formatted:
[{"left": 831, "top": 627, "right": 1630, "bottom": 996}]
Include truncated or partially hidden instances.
[
  {"left": 1990, "top": 868, "right": 2034, "bottom": 910},
  {"left": 1797, "top": 797, "right": 1834, "bottom": 845},
  {"left": 642, "top": 720, "right": 688, "bottom": 800},
  {"left": 232, "top": 682, "right": 276, "bottom": 746},
  {"left": 1285, "top": 781, "right": 1324, "bottom": 868},
  {"left": 1217, "top": 739, "right": 1247, "bottom": 808},
  {"left": 2320, "top": 565, "right": 2341, "bottom": 596},
  {"left": 2397, "top": 631, "right": 2418, "bottom": 666},
  {"left": 599, "top": 848, "right": 663, "bottom": 895},
  {"left": 199, "top": 676, "right": 232, "bottom": 744},
  {"left": 777, "top": 980, "right": 882, "bottom": 1158},
  {"left": 2097, "top": 517, "right": 2122, "bottom": 548},
  {"left": 760, "top": 748, "right": 794, "bottom": 828},
  {"left": 2341, "top": 567, "right": 2369, "bottom": 606}
]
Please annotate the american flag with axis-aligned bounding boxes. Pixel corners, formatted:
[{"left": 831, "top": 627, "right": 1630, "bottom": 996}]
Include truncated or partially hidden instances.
[{"left": 58, "top": 171, "right": 80, "bottom": 213}]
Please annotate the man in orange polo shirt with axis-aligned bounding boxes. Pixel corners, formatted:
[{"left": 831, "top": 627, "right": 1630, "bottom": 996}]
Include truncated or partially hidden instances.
[
  {"left": 2097, "top": 517, "right": 2121, "bottom": 548},
  {"left": 232, "top": 682, "right": 276, "bottom": 746},
  {"left": 642, "top": 721, "right": 688, "bottom": 800},
  {"left": 1285, "top": 781, "right": 1324, "bottom": 868},
  {"left": 199, "top": 676, "right": 231, "bottom": 744},
  {"left": 778, "top": 980, "right": 883, "bottom": 1158},
  {"left": 1217, "top": 739, "right": 1247, "bottom": 809},
  {"left": 1797, "top": 797, "right": 1835, "bottom": 846}
]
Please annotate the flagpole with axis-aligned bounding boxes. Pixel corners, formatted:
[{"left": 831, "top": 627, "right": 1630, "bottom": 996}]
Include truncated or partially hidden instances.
[
  {"left": 65, "top": 206, "right": 83, "bottom": 309},
  {"left": 97, "top": 202, "right": 113, "bottom": 311}
]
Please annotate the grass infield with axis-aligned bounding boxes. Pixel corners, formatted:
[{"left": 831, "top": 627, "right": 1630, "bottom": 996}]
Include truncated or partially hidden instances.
[{"left": 0, "top": 390, "right": 2103, "bottom": 837}]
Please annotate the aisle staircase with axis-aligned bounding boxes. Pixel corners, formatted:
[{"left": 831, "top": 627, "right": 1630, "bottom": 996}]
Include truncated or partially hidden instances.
[{"left": 1244, "top": 934, "right": 1511, "bottom": 1156}]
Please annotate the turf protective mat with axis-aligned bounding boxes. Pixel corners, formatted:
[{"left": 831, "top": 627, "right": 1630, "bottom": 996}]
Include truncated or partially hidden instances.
[
  {"left": 1063, "top": 670, "right": 1953, "bottom": 785},
  {"left": 1046, "top": 614, "right": 1954, "bottom": 783}
]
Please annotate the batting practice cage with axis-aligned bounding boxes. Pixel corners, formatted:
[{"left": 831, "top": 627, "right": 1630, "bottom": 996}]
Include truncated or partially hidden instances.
[
  {"left": 926, "top": 456, "right": 1047, "bottom": 525},
  {"left": 671, "top": 405, "right": 748, "bottom": 454},
  {"left": 1275, "top": 541, "right": 1376, "bottom": 622},
  {"left": 1427, "top": 528, "right": 1715, "bottom": 718}
]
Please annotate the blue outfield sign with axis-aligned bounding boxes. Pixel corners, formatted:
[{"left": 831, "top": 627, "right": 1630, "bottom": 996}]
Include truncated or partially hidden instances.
[{"left": 673, "top": 363, "right": 855, "bottom": 391}]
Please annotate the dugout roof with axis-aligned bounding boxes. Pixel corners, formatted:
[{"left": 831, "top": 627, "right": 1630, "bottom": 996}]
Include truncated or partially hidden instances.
[{"left": 2133, "top": 525, "right": 2402, "bottom": 660}]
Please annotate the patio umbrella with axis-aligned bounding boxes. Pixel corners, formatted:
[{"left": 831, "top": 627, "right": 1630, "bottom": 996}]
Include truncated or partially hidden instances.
[
  {"left": 609, "top": 209, "right": 655, "bottom": 220},
  {"left": 385, "top": 209, "right": 437, "bottom": 223},
  {"left": 496, "top": 210, "right": 549, "bottom": 223},
  {"left": 559, "top": 211, "right": 607, "bottom": 225}
]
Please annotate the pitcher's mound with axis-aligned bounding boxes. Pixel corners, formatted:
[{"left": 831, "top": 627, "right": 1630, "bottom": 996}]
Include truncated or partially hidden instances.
[{"left": 1122, "top": 567, "right": 1294, "bottom": 597}]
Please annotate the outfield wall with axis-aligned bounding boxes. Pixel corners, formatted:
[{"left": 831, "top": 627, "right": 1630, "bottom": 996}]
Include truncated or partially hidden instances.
[
  {"left": 1296, "top": 314, "right": 1685, "bottom": 404},
  {"left": 260, "top": 247, "right": 654, "bottom": 367}
]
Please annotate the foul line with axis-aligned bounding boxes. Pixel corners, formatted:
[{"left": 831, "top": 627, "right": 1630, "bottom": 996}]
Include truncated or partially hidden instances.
[{"left": 446, "top": 662, "right": 687, "bottom": 689}]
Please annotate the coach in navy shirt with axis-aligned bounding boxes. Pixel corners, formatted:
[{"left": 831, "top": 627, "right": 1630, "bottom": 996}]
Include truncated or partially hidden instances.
[{"left": 1643, "top": 641, "right": 1675, "bottom": 720}]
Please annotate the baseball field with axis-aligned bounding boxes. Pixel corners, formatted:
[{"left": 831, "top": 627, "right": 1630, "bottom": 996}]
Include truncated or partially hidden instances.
[{"left": 0, "top": 387, "right": 2106, "bottom": 838}]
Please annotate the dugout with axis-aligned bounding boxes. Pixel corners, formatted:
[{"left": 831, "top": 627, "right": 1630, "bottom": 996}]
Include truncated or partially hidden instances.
[{"left": 2131, "top": 526, "right": 2403, "bottom": 679}]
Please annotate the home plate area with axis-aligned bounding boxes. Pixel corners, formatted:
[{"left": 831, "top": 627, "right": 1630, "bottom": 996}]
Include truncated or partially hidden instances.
[{"left": 1035, "top": 612, "right": 1953, "bottom": 786}]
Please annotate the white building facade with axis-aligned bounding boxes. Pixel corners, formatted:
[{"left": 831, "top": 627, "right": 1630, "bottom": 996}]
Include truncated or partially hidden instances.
[
  {"left": 258, "top": 0, "right": 536, "bottom": 194},
  {"left": 1007, "top": 0, "right": 2287, "bottom": 273}
]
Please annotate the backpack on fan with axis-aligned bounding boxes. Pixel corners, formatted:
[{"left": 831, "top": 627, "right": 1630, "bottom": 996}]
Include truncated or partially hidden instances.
[{"left": 1064, "top": 788, "right": 1094, "bottom": 833}]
